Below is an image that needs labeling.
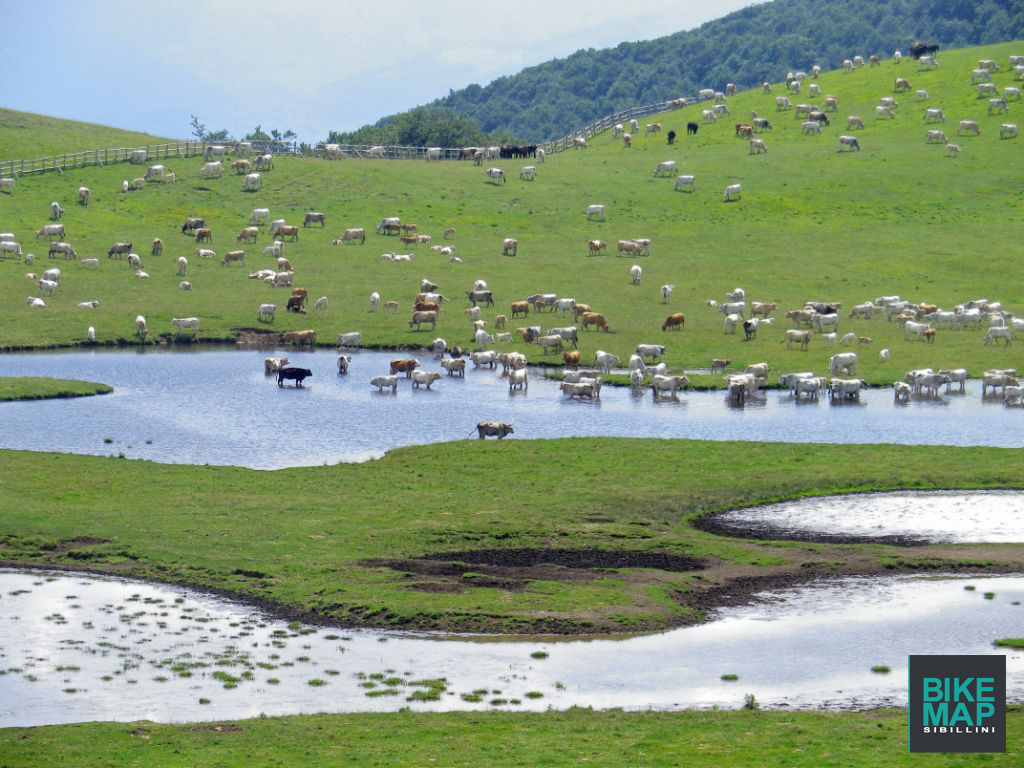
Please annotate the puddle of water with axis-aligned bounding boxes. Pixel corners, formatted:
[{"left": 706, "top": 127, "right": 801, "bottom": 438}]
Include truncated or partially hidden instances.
[
  {"left": 1, "top": 569, "right": 1022, "bottom": 726},
  {"left": 714, "top": 491, "right": 1024, "bottom": 543},
  {"left": 0, "top": 349, "right": 1021, "bottom": 468}
]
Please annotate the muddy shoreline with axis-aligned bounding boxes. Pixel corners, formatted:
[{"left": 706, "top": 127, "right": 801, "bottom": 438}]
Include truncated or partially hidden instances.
[{"left": 3, "top": 553, "right": 1021, "bottom": 639}]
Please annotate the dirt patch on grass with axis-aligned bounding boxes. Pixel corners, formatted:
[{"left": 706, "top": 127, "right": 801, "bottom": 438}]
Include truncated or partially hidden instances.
[
  {"left": 41, "top": 537, "right": 111, "bottom": 553},
  {"left": 422, "top": 548, "right": 704, "bottom": 571},
  {"left": 367, "top": 548, "right": 704, "bottom": 595}
]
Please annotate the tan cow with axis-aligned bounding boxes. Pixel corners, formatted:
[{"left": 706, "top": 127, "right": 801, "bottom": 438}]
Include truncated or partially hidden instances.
[
  {"left": 222, "top": 250, "right": 245, "bottom": 266},
  {"left": 581, "top": 312, "right": 609, "bottom": 332},
  {"left": 282, "top": 330, "right": 316, "bottom": 346},
  {"left": 408, "top": 311, "right": 437, "bottom": 330}
]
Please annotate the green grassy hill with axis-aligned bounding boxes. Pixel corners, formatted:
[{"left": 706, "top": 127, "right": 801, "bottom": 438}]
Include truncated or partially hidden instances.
[
  {"left": 0, "top": 42, "right": 1022, "bottom": 388},
  {"left": 0, "top": 108, "right": 174, "bottom": 161}
]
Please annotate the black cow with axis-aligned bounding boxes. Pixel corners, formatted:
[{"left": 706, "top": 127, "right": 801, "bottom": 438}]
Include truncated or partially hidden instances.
[
  {"left": 910, "top": 42, "right": 939, "bottom": 59},
  {"left": 667, "top": 130, "right": 676, "bottom": 145},
  {"left": 687, "top": 122, "right": 699, "bottom": 135},
  {"left": 277, "top": 367, "right": 312, "bottom": 387},
  {"left": 286, "top": 295, "right": 305, "bottom": 313}
]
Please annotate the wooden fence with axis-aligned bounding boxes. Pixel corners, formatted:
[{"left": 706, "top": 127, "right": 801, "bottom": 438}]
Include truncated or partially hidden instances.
[
  {"left": 542, "top": 96, "right": 698, "bottom": 153},
  {"left": 0, "top": 95, "right": 700, "bottom": 177}
]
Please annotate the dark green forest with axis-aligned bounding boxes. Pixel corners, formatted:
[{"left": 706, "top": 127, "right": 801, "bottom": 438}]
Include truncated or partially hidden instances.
[{"left": 326, "top": 0, "right": 1024, "bottom": 146}]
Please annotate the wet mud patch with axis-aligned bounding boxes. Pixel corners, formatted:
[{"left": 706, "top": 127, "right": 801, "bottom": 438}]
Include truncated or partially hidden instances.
[
  {"left": 693, "top": 514, "right": 931, "bottom": 547},
  {"left": 423, "top": 548, "right": 704, "bottom": 571}
]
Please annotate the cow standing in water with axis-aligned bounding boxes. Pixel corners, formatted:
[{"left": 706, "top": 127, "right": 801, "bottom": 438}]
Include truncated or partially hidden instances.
[
  {"left": 476, "top": 422, "right": 514, "bottom": 439},
  {"left": 278, "top": 367, "right": 312, "bottom": 387}
]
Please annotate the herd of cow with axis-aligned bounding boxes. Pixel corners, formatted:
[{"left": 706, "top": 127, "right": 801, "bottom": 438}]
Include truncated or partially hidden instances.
[{"left": 5, "top": 47, "right": 1022, "bottom": 431}]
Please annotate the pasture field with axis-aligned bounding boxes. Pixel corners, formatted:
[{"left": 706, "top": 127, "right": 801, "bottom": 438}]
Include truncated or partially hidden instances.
[
  {"left": 0, "top": 108, "right": 174, "bottom": 161},
  {"left": 2, "top": 708, "right": 1023, "bottom": 767},
  {"left": 2, "top": 440, "right": 1023, "bottom": 634},
  {"left": 0, "top": 42, "right": 1022, "bottom": 386},
  {"left": 0, "top": 376, "right": 110, "bottom": 400}
]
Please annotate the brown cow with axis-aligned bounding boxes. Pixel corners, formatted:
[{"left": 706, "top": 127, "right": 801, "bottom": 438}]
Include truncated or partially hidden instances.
[
  {"left": 291, "top": 288, "right": 308, "bottom": 306},
  {"left": 274, "top": 226, "right": 299, "bottom": 242},
  {"left": 195, "top": 228, "right": 213, "bottom": 243},
  {"left": 400, "top": 224, "right": 417, "bottom": 234},
  {"left": 510, "top": 301, "right": 529, "bottom": 318},
  {"left": 222, "top": 250, "right": 245, "bottom": 266},
  {"left": 415, "top": 301, "right": 439, "bottom": 313},
  {"left": 151, "top": 239, "right": 163, "bottom": 257},
  {"left": 582, "top": 312, "right": 609, "bottom": 332},
  {"left": 390, "top": 359, "right": 421, "bottom": 377},
  {"left": 562, "top": 350, "right": 580, "bottom": 369},
  {"left": 735, "top": 124, "right": 753, "bottom": 137},
  {"left": 662, "top": 313, "right": 685, "bottom": 331},
  {"left": 282, "top": 329, "right": 316, "bottom": 346},
  {"left": 400, "top": 235, "right": 419, "bottom": 246}
]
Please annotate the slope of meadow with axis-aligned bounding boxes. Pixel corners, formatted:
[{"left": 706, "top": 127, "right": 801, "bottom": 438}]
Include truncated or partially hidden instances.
[
  {"left": 0, "top": 108, "right": 174, "bottom": 161},
  {"left": 0, "top": 42, "right": 1022, "bottom": 388}
]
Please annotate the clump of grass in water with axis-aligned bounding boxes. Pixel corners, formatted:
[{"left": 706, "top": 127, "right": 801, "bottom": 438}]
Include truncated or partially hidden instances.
[
  {"left": 994, "top": 638, "right": 1024, "bottom": 649},
  {"left": 554, "top": 681, "right": 565, "bottom": 691},
  {"left": 266, "top": 678, "right": 280, "bottom": 685},
  {"left": 103, "top": 438, "right": 113, "bottom": 444},
  {"left": 984, "top": 592, "right": 996, "bottom": 600},
  {"left": 525, "top": 691, "right": 544, "bottom": 699},
  {"left": 964, "top": 585, "right": 976, "bottom": 591},
  {"left": 721, "top": 674, "right": 739, "bottom": 681},
  {"left": 308, "top": 678, "right": 327, "bottom": 687},
  {"left": 530, "top": 651, "right": 548, "bottom": 660},
  {"left": 871, "top": 665, "right": 891, "bottom": 674},
  {"left": 198, "top": 698, "right": 211, "bottom": 705},
  {"left": 743, "top": 694, "right": 758, "bottom": 710},
  {"left": 366, "top": 688, "right": 401, "bottom": 698}
]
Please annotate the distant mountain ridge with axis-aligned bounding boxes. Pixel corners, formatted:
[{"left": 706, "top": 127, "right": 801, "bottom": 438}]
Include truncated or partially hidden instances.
[{"left": 330, "top": 0, "right": 1024, "bottom": 144}]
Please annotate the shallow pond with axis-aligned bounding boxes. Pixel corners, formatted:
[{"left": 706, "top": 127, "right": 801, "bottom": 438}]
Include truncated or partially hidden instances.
[
  {"left": 1, "top": 570, "right": 1022, "bottom": 726},
  {"left": 0, "top": 349, "right": 1020, "bottom": 468},
  {"left": 711, "top": 491, "right": 1024, "bottom": 544}
]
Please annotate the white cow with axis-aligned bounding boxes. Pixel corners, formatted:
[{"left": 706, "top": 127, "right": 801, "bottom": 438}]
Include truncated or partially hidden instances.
[
  {"left": 519, "top": 166, "right": 536, "bottom": 181},
  {"left": 170, "top": 317, "right": 199, "bottom": 334},
  {"left": 258, "top": 304, "right": 276, "bottom": 322},
  {"left": 630, "top": 265, "right": 642, "bottom": 285},
  {"left": 370, "top": 375, "right": 399, "bottom": 393},
  {"left": 654, "top": 160, "right": 677, "bottom": 177},
  {"left": 661, "top": 284, "right": 675, "bottom": 303},
  {"left": 984, "top": 327, "right": 1012, "bottom": 346},
  {"left": 594, "top": 350, "right": 620, "bottom": 373},
  {"left": 425, "top": 147, "right": 442, "bottom": 161},
  {"left": 829, "top": 352, "right": 858, "bottom": 375},
  {"left": 486, "top": 168, "right": 505, "bottom": 184},
  {"left": 586, "top": 204, "right": 606, "bottom": 221},
  {"left": 369, "top": 292, "right": 381, "bottom": 312},
  {"left": 338, "top": 332, "right": 362, "bottom": 348},
  {"left": 723, "top": 184, "right": 741, "bottom": 202},
  {"left": 1001, "top": 124, "right": 1019, "bottom": 139},
  {"left": 924, "top": 108, "right": 945, "bottom": 123},
  {"left": 201, "top": 161, "right": 223, "bottom": 178},
  {"left": 0, "top": 178, "right": 15, "bottom": 193},
  {"left": 135, "top": 315, "right": 147, "bottom": 339},
  {"left": 838, "top": 135, "right": 861, "bottom": 151},
  {"left": 674, "top": 175, "right": 696, "bottom": 192},
  {"left": 249, "top": 208, "right": 270, "bottom": 225},
  {"left": 78, "top": 187, "right": 90, "bottom": 205},
  {"left": 176, "top": 256, "right": 188, "bottom": 276},
  {"left": 242, "top": 173, "right": 262, "bottom": 191}
]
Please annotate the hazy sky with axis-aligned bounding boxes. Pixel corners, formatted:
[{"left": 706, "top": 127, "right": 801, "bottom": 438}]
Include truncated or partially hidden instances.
[{"left": 0, "top": 0, "right": 756, "bottom": 142}]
